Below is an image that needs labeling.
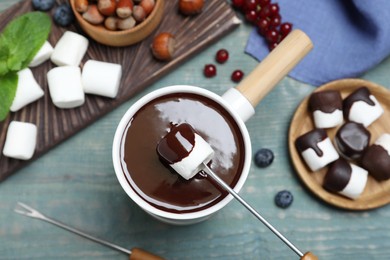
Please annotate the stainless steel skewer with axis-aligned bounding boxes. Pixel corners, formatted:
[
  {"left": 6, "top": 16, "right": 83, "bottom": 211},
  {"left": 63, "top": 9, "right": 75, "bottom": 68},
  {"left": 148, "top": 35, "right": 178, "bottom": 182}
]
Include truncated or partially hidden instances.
[{"left": 14, "top": 202, "right": 163, "bottom": 260}]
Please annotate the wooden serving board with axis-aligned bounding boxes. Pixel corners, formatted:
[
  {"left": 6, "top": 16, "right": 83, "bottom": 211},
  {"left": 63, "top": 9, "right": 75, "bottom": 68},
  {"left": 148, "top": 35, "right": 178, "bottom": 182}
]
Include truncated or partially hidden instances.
[{"left": 0, "top": 0, "right": 241, "bottom": 182}]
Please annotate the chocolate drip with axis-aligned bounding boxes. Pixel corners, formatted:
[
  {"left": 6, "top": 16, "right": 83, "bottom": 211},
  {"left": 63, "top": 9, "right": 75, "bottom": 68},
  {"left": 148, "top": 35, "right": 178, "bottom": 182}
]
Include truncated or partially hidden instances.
[
  {"left": 295, "top": 129, "right": 328, "bottom": 157},
  {"left": 309, "top": 90, "right": 342, "bottom": 113},
  {"left": 157, "top": 123, "right": 195, "bottom": 164},
  {"left": 323, "top": 158, "right": 352, "bottom": 192},
  {"left": 362, "top": 145, "right": 390, "bottom": 181},
  {"left": 343, "top": 87, "right": 375, "bottom": 119},
  {"left": 335, "top": 122, "right": 370, "bottom": 160}
]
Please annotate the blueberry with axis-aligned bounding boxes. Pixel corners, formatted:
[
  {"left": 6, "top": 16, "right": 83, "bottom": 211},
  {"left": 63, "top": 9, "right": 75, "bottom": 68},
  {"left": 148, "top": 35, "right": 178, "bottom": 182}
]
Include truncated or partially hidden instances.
[
  {"left": 275, "top": 190, "right": 293, "bottom": 208},
  {"left": 53, "top": 4, "right": 75, "bottom": 27},
  {"left": 32, "top": 0, "right": 56, "bottom": 11},
  {"left": 254, "top": 148, "right": 274, "bottom": 168}
]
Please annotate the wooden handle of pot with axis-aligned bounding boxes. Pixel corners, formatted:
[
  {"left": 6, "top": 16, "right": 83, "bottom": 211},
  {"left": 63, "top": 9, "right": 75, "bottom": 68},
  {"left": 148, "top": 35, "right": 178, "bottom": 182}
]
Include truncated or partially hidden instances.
[
  {"left": 129, "top": 248, "right": 165, "bottom": 260},
  {"left": 236, "top": 29, "right": 313, "bottom": 108},
  {"left": 301, "top": 251, "right": 319, "bottom": 260}
]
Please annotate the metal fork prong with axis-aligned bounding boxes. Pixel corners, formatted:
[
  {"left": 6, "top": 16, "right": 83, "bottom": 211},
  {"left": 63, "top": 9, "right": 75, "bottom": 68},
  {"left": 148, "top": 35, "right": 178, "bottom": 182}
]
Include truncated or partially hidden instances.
[{"left": 15, "top": 202, "right": 45, "bottom": 219}]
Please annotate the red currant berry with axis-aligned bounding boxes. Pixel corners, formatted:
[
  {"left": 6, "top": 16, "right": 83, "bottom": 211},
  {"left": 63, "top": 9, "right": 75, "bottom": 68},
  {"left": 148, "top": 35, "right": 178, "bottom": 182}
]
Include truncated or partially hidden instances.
[
  {"left": 269, "top": 14, "right": 281, "bottom": 27},
  {"left": 256, "top": 17, "right": 270, "bottom": 35},
  {"left": 231, "top": 0, "right": 244, "bottom": 9},
  {"left": 268, "top": 3, "right": 280, "bottom": 16},
  {"left": 231, "top": 70, "right": 244, "bottom": 82},
  {"left": 216, "top": 49, "right": 229, "bottom": 64},
  {"left": 244, "top": 0, "right": 258, "bottom": 12},
  {"left": 245, "top": 9, "right": 257, "bottom": 23},
  {"left": 204, "top": 64, "right": 216, "bottom": 78},
  {"left": 258, "top": 0, "right": 270, "bottom": 8},
  {"left": 265, "top": 29, "right": 279, "bottom": 44},
  {"left": 268, "top": 42, "right": 278, "bottom": 51},
  {"left": 258, "top": 5, "right": 271, "bottom": 18},
  {"left": 280, "top": 22, "right": 293, "bottom": 38}
]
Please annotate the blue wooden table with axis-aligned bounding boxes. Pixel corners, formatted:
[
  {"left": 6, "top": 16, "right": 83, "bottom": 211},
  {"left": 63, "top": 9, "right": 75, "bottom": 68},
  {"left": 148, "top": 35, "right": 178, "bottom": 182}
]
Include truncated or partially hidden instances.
[{"left": 1, "top": 1, "right": 390, "bottom": 259}]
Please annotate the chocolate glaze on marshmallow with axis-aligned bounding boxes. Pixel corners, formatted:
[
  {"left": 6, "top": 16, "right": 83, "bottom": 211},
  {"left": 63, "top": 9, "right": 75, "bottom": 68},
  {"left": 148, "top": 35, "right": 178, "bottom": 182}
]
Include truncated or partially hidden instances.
[
  {"left": 362, "top": 133, "right": 390, "bottom": 181},
  {"left": 157, "top": 123, "right": 214, "bottom": 180},
  {"left": 295, "top": 128, "right": 339, "bottom": 172},
  {"left": 323, "top": 158, "right": 368, "bottom": 200},
  {"left": 335, "top": 122, "right": 371, "bottom": 160},
  {"left": 343, "top": 87, "right": 384, "bottom": 127},
  {"left": 309, "top": 90, "right": 343, "bottom": 129}
]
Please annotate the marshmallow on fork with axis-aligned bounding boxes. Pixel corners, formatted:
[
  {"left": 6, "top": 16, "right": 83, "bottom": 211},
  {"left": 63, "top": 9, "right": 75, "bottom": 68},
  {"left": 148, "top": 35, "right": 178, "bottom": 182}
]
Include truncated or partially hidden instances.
[
  {"left": 323, "top": 158, "right": 368, "bottom": 200},
  {"left": 308, "top": 90, "right": 343, "bottom": 129},
  {"left": 47, "top": 66, "right": 85, "bottom": 109},
  {"left": 82, "top": 60, "right": 122, "bottom": 98},
  {"left": 361, "top": 133, "right": 390, "bottom": 181},
  {"left": 10, "top": 68, "right": 44, "bottom": 112},
  {"left": 343, "top": 87, "right": 384, "bottom": 127},
  {"left": 156, "top": 123, "right": 214, "bottom": 180},
  {"left": 295, "top": 129, "right": 339, "bottom": 172},
  {"left": 51, "top": 31, "right": 89, "bottom": 67},
  {"left": 29, "top": 41, "right": 54, "bottom": 68},
  {"left": 2, "top": 121, "right": 37, "bottom": 160}
]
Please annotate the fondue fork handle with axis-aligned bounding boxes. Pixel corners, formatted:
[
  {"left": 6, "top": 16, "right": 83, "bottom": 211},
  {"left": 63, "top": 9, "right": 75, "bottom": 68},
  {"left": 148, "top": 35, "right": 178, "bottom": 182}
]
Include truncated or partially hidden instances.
[
  {"left": 14, "top": 202, "right": 164, "bottom": 260},
  {"left": 235, "top": 29, "right": 313, "bottom": 108},
  {"left": 202, "top": 164, "right": 317, "bottom": 260}
]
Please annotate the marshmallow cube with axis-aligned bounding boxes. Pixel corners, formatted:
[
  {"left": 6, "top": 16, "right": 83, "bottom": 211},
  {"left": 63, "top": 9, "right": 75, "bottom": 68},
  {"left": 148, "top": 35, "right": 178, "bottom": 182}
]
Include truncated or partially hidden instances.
[
  {"left": 361, "top": 133, "right": 390, "bottom": 181},
  {"left": 10, "top": 68, "right": 44, "bottom": 112},
  {"left": 157, "top": 123, "right": 214, "bottom": 180},
  {"left": 295, "top": 129, "right": 339, "bottom": 172},
  {"left": 343, "top": 87, "right": 384, "bottom": 127},
  {"left": 323, "top": 158, "right": 368, "bottom": 200},
  {"left": 82, "top": 60, "right": 122, "bottom": 98},
  {"left": 47, "top": 66, "right": 85, "bottom": 109},
  {"left": 29, "top": 41, "right": 54, "bottom": 67},
  {"left": 170, "top": 133, "right": 214, "bottom": 180},
  {"left": 309, "top": 90, "right": 343, "bottom": 129},
  {"left": 51, "top": 31, "right": 89, "bottom": 66},
  {"left": 3, "top": 121, "right": 37, "bottom": 160}
]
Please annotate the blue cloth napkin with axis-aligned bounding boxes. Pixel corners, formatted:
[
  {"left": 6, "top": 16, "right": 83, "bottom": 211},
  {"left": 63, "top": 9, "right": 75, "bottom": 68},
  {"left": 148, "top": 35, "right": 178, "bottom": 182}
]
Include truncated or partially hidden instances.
[{"left": 245, "top": 0, "right": 390, "bottom": 86}]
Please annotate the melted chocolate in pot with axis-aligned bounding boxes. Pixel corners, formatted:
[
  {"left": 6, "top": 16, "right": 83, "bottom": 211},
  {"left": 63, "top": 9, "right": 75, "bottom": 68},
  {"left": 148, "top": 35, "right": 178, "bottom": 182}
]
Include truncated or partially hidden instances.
[{"left": 120, "top": 93, "right": 245, "bottom": 213}]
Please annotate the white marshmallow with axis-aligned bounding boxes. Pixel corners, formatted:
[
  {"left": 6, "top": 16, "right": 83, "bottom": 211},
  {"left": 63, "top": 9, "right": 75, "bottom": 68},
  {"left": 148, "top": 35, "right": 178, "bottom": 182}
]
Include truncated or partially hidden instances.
[
  {"left": 3, "top": 121, "right": 37, "bottom": 160},
  {"left": 313, "top": 109, "right": 343, "bottom": 129},
  {"left": 375, "top": 133, "right": 390, "bottom": 156},
  {"left": 10, "top": 68, "right": 44, "bottom": 112},
  {"left": 171, "top": 133, "right": 214, "bottom": 180},
  {"left": 51, "top": 31, "right": 89, "bottom": 66},
  {"left": 82, "top": 60, "right": 122, "bottom": 98},
  {"left": 29, "top": 41, "right": 54, "bottom": 67},
  {"left": 47, "top": 66, "right": 85, "bottom": 109},
  {"left": 339, "top": 164, "right": 368, "bottom": 200},
  {"left": 348, "top": 95, "right": 384, "bottom": 127},
  {"left": 301, "top": 138, "right": 339, "bottom": 172}
]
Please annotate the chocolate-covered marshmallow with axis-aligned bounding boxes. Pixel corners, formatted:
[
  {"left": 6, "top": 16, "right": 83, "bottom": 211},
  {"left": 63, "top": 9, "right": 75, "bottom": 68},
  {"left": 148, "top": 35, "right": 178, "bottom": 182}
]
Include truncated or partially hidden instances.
[
  {"left": 362, "top": 133, "right": 390, "bottom": 181},
  {"left": 309, "top": 90, "right": 343, "bottom": 129}
]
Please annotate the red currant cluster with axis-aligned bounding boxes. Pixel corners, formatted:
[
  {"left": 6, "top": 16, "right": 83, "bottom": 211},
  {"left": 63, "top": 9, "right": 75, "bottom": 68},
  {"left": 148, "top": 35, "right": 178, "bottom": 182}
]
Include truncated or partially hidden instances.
[
  {"left": 204, "top": 49, "right": 244, "bottom": 82},
  {"left": 231, "top": 0, "right": 293, "bottom": 50}
]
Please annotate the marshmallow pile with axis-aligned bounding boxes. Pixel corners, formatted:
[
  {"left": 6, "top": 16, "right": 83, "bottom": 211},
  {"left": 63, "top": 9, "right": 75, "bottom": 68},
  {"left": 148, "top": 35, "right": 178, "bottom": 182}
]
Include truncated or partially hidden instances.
[
  {"left": 296, "top": 87, "right": 388, "bottom": 200},
  {"left": 156, "top": 123, "right": 214, "bottom": 180},
  {"left": 3, "top": 31, "right": 123, "bottom": 160}
]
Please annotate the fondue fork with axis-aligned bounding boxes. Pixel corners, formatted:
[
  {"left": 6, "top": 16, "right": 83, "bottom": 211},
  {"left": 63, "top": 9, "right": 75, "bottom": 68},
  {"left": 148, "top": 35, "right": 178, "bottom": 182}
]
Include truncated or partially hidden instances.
[{"left": 14, "top": 202, "right": 164, "bottom": 260}]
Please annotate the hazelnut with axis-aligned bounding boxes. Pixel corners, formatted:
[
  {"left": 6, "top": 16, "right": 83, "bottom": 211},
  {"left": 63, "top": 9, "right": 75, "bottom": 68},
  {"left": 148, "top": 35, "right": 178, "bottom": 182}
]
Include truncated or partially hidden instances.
[
  {"left": 117, "top": 0, "right": 134, "bottom": 18},
  {"left": 140, "top": 0, "right": 155, "bottom": 16},
  {"left": 98, "top": 0, "right": 117, "bottom": 16},
  {"left": 104, "top": 16, "right": 118, "bottom": 30},
  {"left": 133, "top": 5, "right": 146, "bottom": 22},
  {"left": 117, "top": 16, "right": 136, "bottom": 30},
  {"left": 151, "top": 32, "right": 176, "bottom": 61},
  {"left": 75, "top": 0, "right": 88, "bottom": 13},
  {"left": 179, "top": 0, "right": 204, "bottom": 15},
  {"left": 83, "top": 5, "right": 105, "bottom": 25}
]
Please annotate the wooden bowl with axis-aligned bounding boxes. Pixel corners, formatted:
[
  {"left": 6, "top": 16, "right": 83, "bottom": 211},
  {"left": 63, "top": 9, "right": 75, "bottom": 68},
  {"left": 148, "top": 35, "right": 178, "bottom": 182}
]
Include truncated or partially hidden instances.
[
  {"left": 69, "top": 0, "right": 165, "bottom": 47},
  {"left": 289, "top": 78, "right": 390, "bottom": 210}
]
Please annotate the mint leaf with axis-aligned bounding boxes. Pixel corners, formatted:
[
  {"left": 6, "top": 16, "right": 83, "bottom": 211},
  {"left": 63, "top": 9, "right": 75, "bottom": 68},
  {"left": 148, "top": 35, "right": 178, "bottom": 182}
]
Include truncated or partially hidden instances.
[
  {"left": 2, "top": 12, "right": 51, "bottom": 72},
  {"left": 0, "top": 11, "right": 51, "bottom": 121},
  {"left": 0, "top": 72, "right": 18, "bottom": 121}
]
